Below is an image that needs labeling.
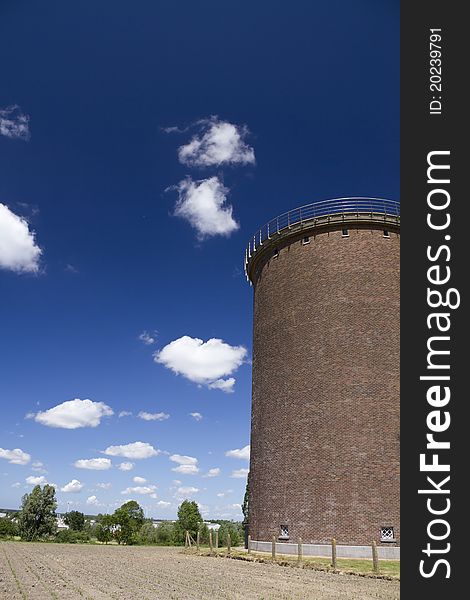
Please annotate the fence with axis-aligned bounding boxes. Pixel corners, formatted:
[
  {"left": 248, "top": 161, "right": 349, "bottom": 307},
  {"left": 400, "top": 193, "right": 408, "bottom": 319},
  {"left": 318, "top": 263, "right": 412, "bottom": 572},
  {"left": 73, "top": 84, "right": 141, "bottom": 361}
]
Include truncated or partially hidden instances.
[{"left": 248, "top": 538, "right": 400, "bottom": 561}]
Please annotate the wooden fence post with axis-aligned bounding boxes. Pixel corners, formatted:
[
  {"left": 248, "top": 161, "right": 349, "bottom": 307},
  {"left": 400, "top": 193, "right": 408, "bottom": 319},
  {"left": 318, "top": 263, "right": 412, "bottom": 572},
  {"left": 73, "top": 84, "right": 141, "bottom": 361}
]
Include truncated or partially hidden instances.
[
  {"left": 209, "top": 530, "right": 213, "bottom": 552},
  {"left": 247, "top": 534, "right": 251, "bottom": 554},
  {"left": 372, "top": 541, "right": 379, "bottom": 574},
  {"left": 215, "top": 529, "right": 219, "bottom": 550},
  {"left": 331, "top": 538, "right": 337, "bottom": 570},
  {"left": 185, "top": 530, "right": 189, "bottom": 548},
  {"left": 196, "top": 530, "right": 200, "bottom": 551},
  {"left": 272, "top": 535, "right": 276, "bottom": 560},
  {"left": 227, "top": 532, "right": 231, "bottom": 555},
  {"left": 297, "top": 538, "right": 303, "bottom": 563}
]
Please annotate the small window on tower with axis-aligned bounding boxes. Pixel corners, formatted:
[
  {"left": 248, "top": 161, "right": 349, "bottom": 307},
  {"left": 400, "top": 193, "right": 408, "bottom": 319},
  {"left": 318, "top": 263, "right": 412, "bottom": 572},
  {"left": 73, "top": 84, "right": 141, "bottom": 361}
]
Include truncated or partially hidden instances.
[
  {"left": 279, "top": 524, "right": 289, "bottom": 540},
  {"left": 380, "top": 526, "right": 395, "bottom": 542},
  {"left": 273, "top": 247, "right": 280, "bottom": 258},
  {"left": 342, "top": 228, "right": 349, "bottom": 237},
  {"left": 383, "top": 229, "right": 390, "bottom": 238},
  {"left": 302, "top": 236, "right": 310, "bottom": 245}
]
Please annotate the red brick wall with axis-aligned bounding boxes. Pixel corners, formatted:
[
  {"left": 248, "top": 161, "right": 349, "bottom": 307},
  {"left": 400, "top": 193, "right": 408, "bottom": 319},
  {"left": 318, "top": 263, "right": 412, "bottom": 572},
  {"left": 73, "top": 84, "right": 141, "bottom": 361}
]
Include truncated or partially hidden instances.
[{"left": 248, "top": 224, "right": 400, "bottom": 546}]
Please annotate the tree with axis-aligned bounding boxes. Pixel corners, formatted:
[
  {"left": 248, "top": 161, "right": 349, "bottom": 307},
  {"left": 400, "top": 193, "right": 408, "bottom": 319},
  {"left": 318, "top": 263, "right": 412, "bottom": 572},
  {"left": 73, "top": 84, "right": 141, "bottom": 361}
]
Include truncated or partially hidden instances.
[
  {"left": 64, "top": 510, "right": 85, "bottom": 531},
  {"left": 112, "top": 500, "right": 144, "bottom": 545},
  {"left": 96, "top": 514, "right": 114, "bottom": 544},
  {"left": 18, "top": 485, "right": 57, "bottom": 541},
  {"left": 176, "top": 500, "right": 202, "bottom": 539},
  {"left": 242, "top": 479, "right": 249, "bottom": 522},
  {"left": 0, "top": 516, "right": 18, "bottom": 538}
]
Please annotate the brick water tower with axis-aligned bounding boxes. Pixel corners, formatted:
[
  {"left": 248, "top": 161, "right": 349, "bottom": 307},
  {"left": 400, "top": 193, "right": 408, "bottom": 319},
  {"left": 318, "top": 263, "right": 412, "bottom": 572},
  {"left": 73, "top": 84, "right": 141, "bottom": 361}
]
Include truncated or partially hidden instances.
[{"left": 245, "top": 198, "right": 400, "bottom": 547}]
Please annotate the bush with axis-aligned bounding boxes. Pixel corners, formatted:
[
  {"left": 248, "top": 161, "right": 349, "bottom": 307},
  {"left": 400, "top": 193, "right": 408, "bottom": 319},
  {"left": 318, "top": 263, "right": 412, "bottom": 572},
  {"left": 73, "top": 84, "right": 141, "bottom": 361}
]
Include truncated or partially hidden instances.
[{"left": 55, "top": 529, "right": 90, "bottom": 544}]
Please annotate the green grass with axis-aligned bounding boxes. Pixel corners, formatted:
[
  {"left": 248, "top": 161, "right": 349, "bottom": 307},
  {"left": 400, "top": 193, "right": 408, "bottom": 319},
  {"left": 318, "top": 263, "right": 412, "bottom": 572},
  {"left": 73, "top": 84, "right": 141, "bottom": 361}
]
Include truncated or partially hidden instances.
[{"left": 188, "top": 547, "right": 400, "bottom": 579}]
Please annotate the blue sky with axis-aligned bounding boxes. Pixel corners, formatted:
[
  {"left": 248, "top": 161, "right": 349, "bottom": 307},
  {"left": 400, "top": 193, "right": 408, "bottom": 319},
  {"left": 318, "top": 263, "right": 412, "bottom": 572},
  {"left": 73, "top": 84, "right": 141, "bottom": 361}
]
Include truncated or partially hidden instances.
[{"left": 0, "top": 0, "right": 399, "bottom": 519}]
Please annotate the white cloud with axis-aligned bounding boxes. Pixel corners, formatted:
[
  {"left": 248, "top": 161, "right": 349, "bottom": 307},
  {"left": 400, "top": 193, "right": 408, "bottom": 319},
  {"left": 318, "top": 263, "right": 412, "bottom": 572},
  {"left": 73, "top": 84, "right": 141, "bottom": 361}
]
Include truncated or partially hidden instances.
[
  {"left": 189, "top": 412, "right": 203, "bottom": 421},
  {"left": 170, "top": 454, "right": 199, "bottom": 475},
  {"left": 96, "top": 482, "right": 111, "bottom": 489},
  {"left": 86, "top": 495, "right": 99, "bottom": 506},
  {"left": 121, "top": 485, "right": 157, "bottom": 495},
  {"left": 138, "top": 411, "right": 170, "bottom": 422},
  {"left": 177, "top": 117, "right": 255, "bottom": 167},
  {"left": 0, "top": 204, "right": 42, "bottom": 273},
  {"left": 208, "top": 378, "right": 236, "bottom": 393},
  {"left": 103, "top": 442, "right": 159, "bottom": 460},
  {"left": 230, "top": 468, "right": 249, "bottom": 479},
  {"left": 216, "top": 489, "right": 233, "bottom": 498},
  {"left": 31, "top": 461, "right": 45, "bottom": 472},
  {"left": 138, "top": 331, "right": 156, "bottom": 345},
  {"left": 172, "top": 177, "right": 239, "bottom": 239},
  {"left": 0, "top": 105, "right": 30, "bottom": 140},
  {"left": 225, "top": 445, "right": 250, "bottom": 460},
  {"left": 34, "top": 399, "right": 113, "bottom": 429},
  {"left": 169, "top": 454, "right": 198, "bottom": 466},
  {"left": 26, "top": 475, "right": 47, "bottom": 485},
  {"left": 118, "top": 411, "right": 132, "bottom": 418},
  {"left": 133, "top": 476, "right": 147, "bottom": 484},
  {"left": 172, "top": 464, "right": 199, "bottom": 475},
  {"left": 118, "top": 462, "right": 135, "bottom": 471},
  {"left": 203, "top": 468, "right": 220, "bottom": 478},
  {"left": 154, "top": 336, "right": 246, "bottom": 392},
  {"left": 156, "top": 500, "right": 171, "bottom": 508},
  {"left": 177, "top": 486, "right": 199, "bottom": 495},
  {"left": 0, "top": 447, "right": 31, "bottom": 465},
  {"left": 74, "top": 458, "right": 112, "bottom": 471},
  {"left": 60, "top": 479, "right": 83, "bottom": 493}
]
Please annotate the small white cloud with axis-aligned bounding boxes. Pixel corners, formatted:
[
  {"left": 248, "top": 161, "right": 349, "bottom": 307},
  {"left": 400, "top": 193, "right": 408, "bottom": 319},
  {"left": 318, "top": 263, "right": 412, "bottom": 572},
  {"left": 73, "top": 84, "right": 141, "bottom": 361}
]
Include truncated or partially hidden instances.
[
  {"left": 225, "top": 445, "right": 250, "bottom": 460},
  {"left": 138, "top": 330, "right": 157, "bottom": 345},
  {"left": 118, "top": 462, "right": 135, "bottom": 471},
  {"left": 118, "top": 411, "right": 132, "bottom": 418},
  {"left": 0, "top": 105, "right": 30, "bottom": 140},
  {"left": 133, "top": 476, "right": 147, "bottom": 484},
  {"left": 138, "top": 411, "right": 170, "bottom": 422},
  {"left": 172, "top": 177, "right": 239, "bottom": 239},
  {"left": 0, "top": 447, "right": 31, "bottom": 465},
  {"left": 172, "top": 464, "right": 199, "bottom": 475},
  {"left": 189, "top": 412, "right": 203, "bottom": 421},
  {"left": 60, "top": 479, "right": 83, "bottom": 493},
  {"left": 149, "top": 493, "right": 159, "bottom": 499},
  {"left": 26, "top": 475, "right": 47, "bottom": 485},
  {"left": 203, "top": 468, "right": 220, "bottom": 478},
  {"left": 216, "top": 489, "right": 233, "bottom": 498},
  {"left": 96, "top": 482, "right": 111, "bottom": 489},
  {"left": 169, "top": 454, "right": 197, "bottom": 465},
  {"left": 208, "top": 378, "right": 236, "bottom": 393},
  {"left": 103, "top": 442, "right": 159, "bottom": 460},
  {"left": 86, "top": 495, "right": 99, "bottom": 506},
  {"left": 34, "top": 399, "right": 113, "bottom": 429},
  {"left": 177, "top": 117, "right": 255, "bottom": 167},
  {"left": 177, "top": 486, "right": 199, "bottom": 495},
  {"left": 74, "top": 458, "right": 112, "bottom": 471},
  {"left": 156, "top": 500, "right": 171, "bottom": 508},
  {"left": 0, "top": 204, "right": 42, "bottom": 273},
  {"left": 170, "top": 454, "right": 199, "bottom": 475},
  {"left": 154, "top": 336, "right": 246, "bottom": 392},
  {"left": 31, "top": 461, "right": 46, "bottom": 472},
  {"left": 230, "top": 468, "right": 249, "bottom": 479},
  {"left": 11, "top": 482, "right": 21, "bottom": 488},
  {"left": 121, "top": 485, "right": 157, "bottom": 495}
]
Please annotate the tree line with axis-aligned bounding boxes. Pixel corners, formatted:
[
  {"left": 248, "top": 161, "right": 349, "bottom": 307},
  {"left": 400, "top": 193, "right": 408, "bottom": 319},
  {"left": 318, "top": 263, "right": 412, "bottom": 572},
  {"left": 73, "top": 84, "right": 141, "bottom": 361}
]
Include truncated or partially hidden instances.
[{"left": 0, "top": 484, "right": 243, "bottom": 546}]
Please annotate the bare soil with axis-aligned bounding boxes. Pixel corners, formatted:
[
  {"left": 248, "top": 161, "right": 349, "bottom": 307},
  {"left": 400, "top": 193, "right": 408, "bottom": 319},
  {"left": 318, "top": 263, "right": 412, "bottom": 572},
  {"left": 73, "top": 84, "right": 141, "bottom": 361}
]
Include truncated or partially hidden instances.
[{"left": 0, "top": 542, "right": 400, "bottom": 600}]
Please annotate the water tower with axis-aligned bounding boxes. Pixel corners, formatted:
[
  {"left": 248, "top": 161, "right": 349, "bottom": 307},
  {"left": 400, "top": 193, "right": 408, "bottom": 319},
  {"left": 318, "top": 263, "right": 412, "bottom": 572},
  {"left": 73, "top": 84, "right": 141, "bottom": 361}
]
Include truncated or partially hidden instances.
[{"left": 245, "top": 198, "right": 400, "bottom": 547}]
